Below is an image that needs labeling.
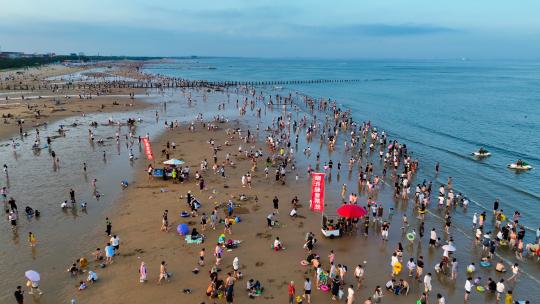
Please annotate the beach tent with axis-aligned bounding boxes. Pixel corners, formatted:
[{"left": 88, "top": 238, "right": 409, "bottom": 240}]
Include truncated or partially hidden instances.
[{"left": 163, "top": 159, "right": 185, "bottom": 166}]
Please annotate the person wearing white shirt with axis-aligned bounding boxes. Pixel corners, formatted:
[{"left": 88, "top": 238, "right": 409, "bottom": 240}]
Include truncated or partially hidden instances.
[
  {"left": 429, "top": 229, "right": 437, "bottom": 247},
  {"left": 289, "top": 207, "right": 298, "bottom": 218},
  {"left": 110, "top": 235, "right": 120, "bottom": 251},
  {"left": 407, "top": 258, "right": 416, "bottom": 276},
  {"left": 496, "top": 279, "right": 505, "bottom": 301},
  {"left": 464, "top": 277, "right": 472, "bottom": 301},
  {"left": 273, "top": 237, "right": 283, "bottom": 251},
  {"left": 423, "top": 273, "right": 432, "bottom": 294},
  {"left": 232, "top": 257, "right": 240, "bottom": 278},
  {"left": 330, "top": 263, "right": 337, "bottom": 279},
  {"left": 390, "top": 253, "right": 398, "bottom": 267},
  {"left": 509, "top": 263, "right": 519, "bottom": 282},
  {"left": 437, "top": 293, "right": 446, "bottom": 304}
]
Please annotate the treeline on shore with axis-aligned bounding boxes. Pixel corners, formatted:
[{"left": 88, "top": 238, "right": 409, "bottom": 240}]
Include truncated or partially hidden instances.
[{"left": 0, "top": 55, "right": 160, "bottom": 71}]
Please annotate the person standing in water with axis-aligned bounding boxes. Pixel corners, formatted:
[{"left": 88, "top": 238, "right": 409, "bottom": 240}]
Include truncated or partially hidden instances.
[
  {"left": 14, "top": 285, "right": 24, "bottom": 304},
  {"left": 105, "top": 217, "right": 112, "bottom": 236},
  {"left": 69, "top": 188, "right": 76, "bottom": 203},
  {"left": 28, "top": 232, "right": 37, "bottom": 247},
  {"left": 493, "top": 199, "right": 499, "bottom": 215}
]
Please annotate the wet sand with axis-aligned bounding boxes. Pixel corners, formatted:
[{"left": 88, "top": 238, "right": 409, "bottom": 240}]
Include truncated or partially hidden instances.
[
  {"left": 0, "top": 95, "right": 149, "bottom": 140},
  {"left": 0, "top": 62, "right": 153, "bottom": 141}
]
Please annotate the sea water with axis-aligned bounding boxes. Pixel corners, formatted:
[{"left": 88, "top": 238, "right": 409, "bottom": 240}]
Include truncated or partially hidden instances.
[{"left": 144, "top": 58, "right": 540, "bottom": 233}]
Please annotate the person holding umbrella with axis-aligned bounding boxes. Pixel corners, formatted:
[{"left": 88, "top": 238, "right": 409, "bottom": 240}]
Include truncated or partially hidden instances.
[{"left": 25, "top": 270, "right": 43, "bottom": 295}]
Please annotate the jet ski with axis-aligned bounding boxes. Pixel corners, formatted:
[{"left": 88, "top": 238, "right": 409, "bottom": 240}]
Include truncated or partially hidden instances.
[
  {"left": 508, "top": 160, "right": 532, "bottom": 170},
  {"left": 472, "top": 148, "right": 491, "bottom": 157}
]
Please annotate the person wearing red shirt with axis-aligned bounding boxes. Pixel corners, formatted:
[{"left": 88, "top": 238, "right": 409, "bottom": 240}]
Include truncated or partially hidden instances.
[{"left": 288, "top": 281, "right": 295, "bottom": 304}]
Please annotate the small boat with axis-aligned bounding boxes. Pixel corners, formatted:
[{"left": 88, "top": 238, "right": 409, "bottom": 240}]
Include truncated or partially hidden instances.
[{"left": 508, "top": 161, "right": 532, "bottom": 171}]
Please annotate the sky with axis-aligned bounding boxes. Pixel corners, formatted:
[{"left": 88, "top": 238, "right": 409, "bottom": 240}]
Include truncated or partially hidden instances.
[{"left": 0, "top": 0, "right": 539, "bottom": 59}]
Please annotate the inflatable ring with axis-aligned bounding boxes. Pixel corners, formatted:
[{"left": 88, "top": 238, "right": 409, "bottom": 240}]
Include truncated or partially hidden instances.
[
  {"left": 320, "top": 285, "right": 329, "bottom": 292},
  {"left": 406, "top": 233, "right": 415, "bottom": 241},
  {"left": 300, "top": 260, "right": 309, "bottom": 266},
  {"left": 476, "top": 286, "right": 485, "bottom": 292},
  {"left": 180, "top": 211, "right": 190, "bottom": 218},
  {"left": 480, "top": 261, "right": 491, "bottom": 267}
]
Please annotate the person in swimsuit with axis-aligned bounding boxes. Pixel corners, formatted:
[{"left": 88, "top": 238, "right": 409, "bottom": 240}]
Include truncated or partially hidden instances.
[{"left": 157, "top": 261, "right": 169, "bottom": 284}]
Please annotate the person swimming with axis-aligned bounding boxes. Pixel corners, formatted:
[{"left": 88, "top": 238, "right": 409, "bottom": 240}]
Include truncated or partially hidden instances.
[{"left": 25, "top": 206, "right": 34, "bottom": 217}]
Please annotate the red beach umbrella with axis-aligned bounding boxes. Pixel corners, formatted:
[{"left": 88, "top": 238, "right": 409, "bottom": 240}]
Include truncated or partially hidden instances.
[{"left": 337, "top": 204, "right": 367, "bottom": 218}]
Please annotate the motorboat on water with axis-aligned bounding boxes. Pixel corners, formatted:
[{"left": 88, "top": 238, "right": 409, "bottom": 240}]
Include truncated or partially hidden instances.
[
  {"left": 508, "top": 159, "right": 532, "bottom": 171},
  {"left": 472, "top": 148, "right": 491, "bottom": 157}
]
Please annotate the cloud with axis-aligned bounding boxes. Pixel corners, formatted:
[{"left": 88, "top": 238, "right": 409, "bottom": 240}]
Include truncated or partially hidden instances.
[
  {"left": 294, "top": 23, "right": 460, "bottom": 37},
  {"left": 141, "top": 4, "right": 297, "bottom": 22}
]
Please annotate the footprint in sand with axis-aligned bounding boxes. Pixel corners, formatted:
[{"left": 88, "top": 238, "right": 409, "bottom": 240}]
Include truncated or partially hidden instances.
[{"left": 255, "top": 261, "right": 264, "bottom": 267}]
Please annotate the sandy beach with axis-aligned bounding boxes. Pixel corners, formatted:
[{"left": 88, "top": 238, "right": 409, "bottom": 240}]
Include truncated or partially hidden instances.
[{"left": 1, "top": 61, "right": 537, "bottom": 304}]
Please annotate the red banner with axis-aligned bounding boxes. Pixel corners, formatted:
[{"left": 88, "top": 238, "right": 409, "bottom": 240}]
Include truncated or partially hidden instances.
[
  {"left": 310, "top": 173, "right": 325, "bottom": 213},
  {"left": 142, "top": 137, "right": 154, "bottom": 161}
]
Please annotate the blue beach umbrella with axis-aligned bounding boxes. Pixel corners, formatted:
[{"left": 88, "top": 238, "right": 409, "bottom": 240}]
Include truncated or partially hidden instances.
[{"left": 177, "top": 223, "right": 189, "bottom": 235}]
